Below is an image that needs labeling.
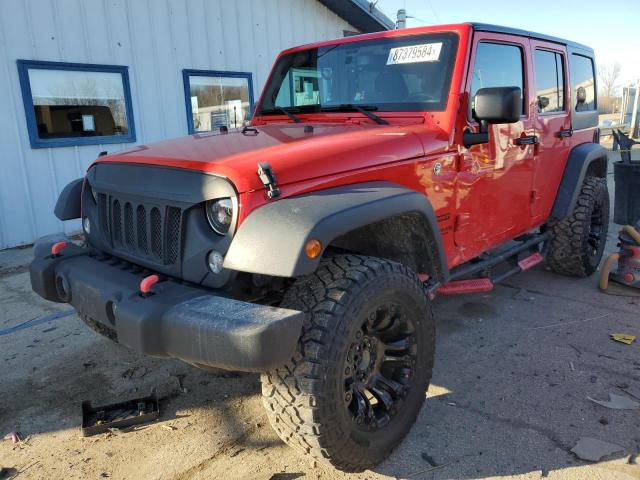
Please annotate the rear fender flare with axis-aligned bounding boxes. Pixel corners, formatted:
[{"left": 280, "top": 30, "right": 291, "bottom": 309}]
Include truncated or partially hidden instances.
[
  {"left": 551, "top": 143, "right": 608, "bottom": 220},
  {"left": 224, "top": 182, "right": 449, "bottom": 280}
]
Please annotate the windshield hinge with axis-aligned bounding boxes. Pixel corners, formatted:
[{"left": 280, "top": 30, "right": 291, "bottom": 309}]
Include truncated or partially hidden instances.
[{"left": 257, "top": 162, "right": 281, "bottom": 199}]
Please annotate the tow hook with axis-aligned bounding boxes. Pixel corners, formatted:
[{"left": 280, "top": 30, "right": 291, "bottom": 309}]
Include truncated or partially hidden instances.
[
  {"left": 140, "top": 274, "right": 160, "bottom": 297},
  {"left": 257, "top": 162, "right": 281, "bottom": 199},
  {"left": 50, "top": 241, "right": 68, "bottom": 257}
]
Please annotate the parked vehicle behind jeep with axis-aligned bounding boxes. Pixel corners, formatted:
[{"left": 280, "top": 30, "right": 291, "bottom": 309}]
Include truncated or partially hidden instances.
[{"left": 30, "top": 23, "right": 608, "bottom": 472}]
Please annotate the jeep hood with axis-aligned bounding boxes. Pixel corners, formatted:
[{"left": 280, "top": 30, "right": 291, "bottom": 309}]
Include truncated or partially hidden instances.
[{"left": 94, "top": 123, "right": 448, "bottom": 193}]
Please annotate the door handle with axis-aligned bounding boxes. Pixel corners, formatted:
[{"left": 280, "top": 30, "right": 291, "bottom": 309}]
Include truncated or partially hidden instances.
[
  {"left": 556, "top": 128, "right": 573, "bottom": 138},
  {"left": 514, "top": 135, "right": 539, "bottom": 146}
]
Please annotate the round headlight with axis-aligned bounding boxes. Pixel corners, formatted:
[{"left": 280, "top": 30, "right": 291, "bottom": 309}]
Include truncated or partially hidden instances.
[{"left": 205, "top": 198, "right": 233, "bottom": 235}]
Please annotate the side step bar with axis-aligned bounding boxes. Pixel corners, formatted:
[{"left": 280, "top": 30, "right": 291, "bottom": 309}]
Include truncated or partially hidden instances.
[
  {"left": 437, "top": 278, "right": 494, "bottom": 295},
  {"left": 448, "top": 231, "right": 551, "bottom": 281},
  {"left": 427, "top": 232, "right": 550, "bottom": 296}
]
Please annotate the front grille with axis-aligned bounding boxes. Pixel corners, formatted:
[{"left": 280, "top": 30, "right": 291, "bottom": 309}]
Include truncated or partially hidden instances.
[
  {"left": 136, "top": 205, "right": 148, "bottom": 254},
  {"left": 165, "top": 207, "right": 181, "bottom": 264},
  {"left": 112, "top": 199, "right": 122, "bottom": 246},
  {"left": 97, "top": 194, "right": 183, "bottom": 266},
  {"left": 150, "top": 207, "right": 162, "bottom": 259},
  {"left": 124, "top": 202, "right": 135, "bottom": 249}
]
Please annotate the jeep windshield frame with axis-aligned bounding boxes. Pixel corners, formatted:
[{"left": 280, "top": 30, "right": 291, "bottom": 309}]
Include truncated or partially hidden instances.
[{"left": 257, "top": 32, "right": 459, "bottom": 116}]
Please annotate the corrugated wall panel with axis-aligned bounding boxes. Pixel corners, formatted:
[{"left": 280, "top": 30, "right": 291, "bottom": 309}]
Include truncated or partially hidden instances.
[
  {"left": 0, "top": 1, "right": 39, "bottom": 245},
  {"left": 0, "top": 0, "right": 355, "bottom": 249}
]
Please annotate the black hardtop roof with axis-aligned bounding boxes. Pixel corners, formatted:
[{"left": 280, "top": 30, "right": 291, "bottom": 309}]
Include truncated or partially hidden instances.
[{"left": 471, "top": 23, "right": 593, "bottom": 54}]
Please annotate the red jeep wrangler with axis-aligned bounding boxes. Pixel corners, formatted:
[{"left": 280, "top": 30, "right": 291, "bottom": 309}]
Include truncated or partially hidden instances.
[{"left": 31, "top": 23, "right": 608, "bottom": 471}]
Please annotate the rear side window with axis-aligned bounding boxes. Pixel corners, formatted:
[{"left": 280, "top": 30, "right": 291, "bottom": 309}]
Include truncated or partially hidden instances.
[
  {"left": 570, "top": 54, "right": 596, "bottom": 111},
  {"left": 534, "top": 49, "right": 565, "bottom": 113},
  {"left": 470, "top": 42, "right": 524, "bottom": 118}
]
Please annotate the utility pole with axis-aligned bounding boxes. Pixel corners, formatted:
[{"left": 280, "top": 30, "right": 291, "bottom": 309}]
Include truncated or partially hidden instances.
[
  {"left": 396, "top": 9, "right": 406, "bottom": 29},
  {"left": 630, "top": 79, "right": 640, "bottom": 138}
]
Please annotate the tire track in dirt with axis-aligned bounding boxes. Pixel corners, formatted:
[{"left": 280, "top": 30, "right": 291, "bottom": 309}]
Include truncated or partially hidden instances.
[{"left": 170, "top": 414, "right": 268, "bottom": 480}]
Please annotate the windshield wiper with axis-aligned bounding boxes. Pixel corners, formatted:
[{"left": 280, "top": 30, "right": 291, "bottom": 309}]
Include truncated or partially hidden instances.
[
  {"left": 259, "top": 107, "right": 302, "bottom": 123},
  {"left": 279, "top": 107, "right": 302, "bottom": 123},
  {"left": 320, "top": 104, "right": 389, "bottom": 125}
]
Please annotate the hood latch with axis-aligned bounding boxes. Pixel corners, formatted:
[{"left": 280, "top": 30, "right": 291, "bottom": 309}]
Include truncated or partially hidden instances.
[{"left": 257, "top": 162, "right": 281, "bottom": 199}]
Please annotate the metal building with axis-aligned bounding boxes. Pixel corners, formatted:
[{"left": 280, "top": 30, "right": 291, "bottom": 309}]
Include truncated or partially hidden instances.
[{"left": 0, "top": 0, "right": 392, "bottom": 249}]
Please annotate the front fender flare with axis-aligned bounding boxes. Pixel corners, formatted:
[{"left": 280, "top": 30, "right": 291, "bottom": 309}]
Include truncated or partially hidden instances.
[
  {"left": 54, "top": 178, "right": 83, "bottom": 221},
  {"left": 224, "top": 182, "right": 448, "bottom": 279}
]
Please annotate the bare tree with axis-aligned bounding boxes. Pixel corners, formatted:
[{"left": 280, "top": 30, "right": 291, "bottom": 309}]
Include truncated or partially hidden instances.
[{"left": 599, "top": 62, "right": 621, "bottom": 112}]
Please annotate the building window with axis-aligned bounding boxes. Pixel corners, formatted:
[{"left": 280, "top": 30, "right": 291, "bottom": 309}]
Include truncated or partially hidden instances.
[
  {"left": 534, "top": 49, "right": 565, "bottom": 114},
  {"left": 183, "top": 70, "right": 254, "bottom": 134},
  {"left": 570, "top": 54, "right": 596, "bottom": 112},
  {"left": 17, "top": 60, "right": 135, "bottom": 148}
]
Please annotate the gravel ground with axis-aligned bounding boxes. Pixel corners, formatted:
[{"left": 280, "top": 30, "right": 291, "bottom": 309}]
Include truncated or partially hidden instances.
[{"left": 1, "top": 152, "right": 639, "bottom": 480}]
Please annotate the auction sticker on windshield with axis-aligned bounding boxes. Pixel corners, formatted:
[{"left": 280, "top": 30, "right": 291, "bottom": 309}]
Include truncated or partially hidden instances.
[{"left": 387, "top": 43, "right": 442, "bottom": 65}]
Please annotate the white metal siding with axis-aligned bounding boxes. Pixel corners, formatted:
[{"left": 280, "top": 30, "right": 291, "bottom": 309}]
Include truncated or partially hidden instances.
[{"left": 0, "top": 0, "right": 355, "bottom": 249}]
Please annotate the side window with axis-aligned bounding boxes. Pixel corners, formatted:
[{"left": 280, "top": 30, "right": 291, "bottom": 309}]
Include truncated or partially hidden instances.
[
  {"left": 470, "top": 42, "right": 524, "bottom": 118},
  {"left": 534, "top": 50, "right": 565, "bottom": 113},
  {"left": 570, "top": 54, "right": 596, "bottom": 112}
]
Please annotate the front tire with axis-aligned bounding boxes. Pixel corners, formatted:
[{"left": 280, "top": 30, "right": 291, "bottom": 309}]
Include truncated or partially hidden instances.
[
  {"left": 261, "top": 255, "right": 435, "bottom": 472},
  {"left": 547, "top": 176, "right": 609, "bottom": 277}
]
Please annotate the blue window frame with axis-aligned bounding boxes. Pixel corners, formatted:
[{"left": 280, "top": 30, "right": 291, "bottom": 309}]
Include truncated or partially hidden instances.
[
  {"left": 182, "top": 69, "right": 254, "bottom": 134},
  {"left": 17, "top": 60, "right": 136, "bottom": 148}
]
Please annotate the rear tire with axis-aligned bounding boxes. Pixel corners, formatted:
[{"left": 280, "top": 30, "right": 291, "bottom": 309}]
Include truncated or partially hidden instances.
[
  {"left": 260, "top": 255, "right": 434, "bottom": 472},
  {"left": 547, "top": 176, "right": 609, "bottom": 277}
]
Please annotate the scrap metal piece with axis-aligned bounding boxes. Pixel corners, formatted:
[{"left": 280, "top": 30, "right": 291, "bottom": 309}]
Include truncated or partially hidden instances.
[
  {"left": 571, "top": 437, "right": 625, "bottom": 462},
  {"left": 587, "top": 393, "right": 639, "bottom": 410},
  {"left": 81, "top": 391, "right": 159, "bottom": 436}
]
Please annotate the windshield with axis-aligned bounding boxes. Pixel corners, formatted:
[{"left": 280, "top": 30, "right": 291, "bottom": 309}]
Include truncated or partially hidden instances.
[{"left": 258, "top": 33, "right": 458, "bottom": 115}]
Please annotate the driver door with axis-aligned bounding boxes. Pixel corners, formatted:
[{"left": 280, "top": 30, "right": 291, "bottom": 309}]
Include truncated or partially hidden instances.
[{"left": 454, "top": 33, "right": 537, "bottom": 261}]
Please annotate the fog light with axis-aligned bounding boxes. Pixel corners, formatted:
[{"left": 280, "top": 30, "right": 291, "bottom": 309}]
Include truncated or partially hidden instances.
[
  {"left": 82, "top": 217, "right": 90, "bottom": 234},
  {"left": 207, "top": 250, "right": 224, "bottom": 274}
]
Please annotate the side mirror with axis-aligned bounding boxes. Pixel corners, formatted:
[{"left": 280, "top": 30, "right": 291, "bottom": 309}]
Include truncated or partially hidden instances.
[
  {"left": 473, "top": 86, "right": 522, "bottom": 124},
  {"left": 464, "top": 86, "right": 522, "bottom": 147}
]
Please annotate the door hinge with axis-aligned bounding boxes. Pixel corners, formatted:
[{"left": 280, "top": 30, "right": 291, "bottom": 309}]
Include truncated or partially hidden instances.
[{"left": 530, "top": 189, "right": 541, "bottom": 205}]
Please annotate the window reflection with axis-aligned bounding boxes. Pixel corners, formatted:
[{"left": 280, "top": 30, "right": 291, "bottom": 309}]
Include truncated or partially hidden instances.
[
  {"left": 470, "top": 42, "right": 524, "bottom": 117},
  {"left": 570, "top": 54, "right": 596, "bottom": 112},
  {"left": 188, "top": 75, "right": 251, "bottom": 132},
  {"left": 27, "top": 69, "right": 129, "bottom": 139},
  {"left": 260, "top": 33, "right": 459, "bottom": 113},
  {"left": 534, "top": 49, "right": 565, "bottom": 113}
]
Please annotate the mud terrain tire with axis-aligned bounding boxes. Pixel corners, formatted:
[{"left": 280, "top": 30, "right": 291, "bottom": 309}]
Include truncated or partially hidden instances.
[
  {"left": 261, "top": 255, "right": 435, "bottom": 472},
  {"left": 547, "top": 176, "right": 609, "bottom": 277}
]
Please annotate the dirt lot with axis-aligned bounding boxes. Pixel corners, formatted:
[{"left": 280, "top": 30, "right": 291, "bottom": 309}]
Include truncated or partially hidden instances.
[{"left": 1, "top": 153, "right": 640, "bottom": 480}]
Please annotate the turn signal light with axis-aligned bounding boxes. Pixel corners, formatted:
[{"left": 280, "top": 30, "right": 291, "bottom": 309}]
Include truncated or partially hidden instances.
[{"left": 305, "top": 239, "right": 322, "bottom": 259}]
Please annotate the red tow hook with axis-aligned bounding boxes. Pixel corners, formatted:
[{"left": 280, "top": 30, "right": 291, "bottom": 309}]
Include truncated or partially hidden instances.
[
  {"left": 51, "top": 241, "right": 68, "bottom": 257},
  {"left": 140, "top": 274, "right": 160, "bottom": 297}
]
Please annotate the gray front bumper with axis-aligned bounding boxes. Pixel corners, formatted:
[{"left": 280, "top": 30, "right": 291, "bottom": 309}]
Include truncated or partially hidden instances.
[{"left": 29, "top": 241, "right": 303, "bottom": 372}]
